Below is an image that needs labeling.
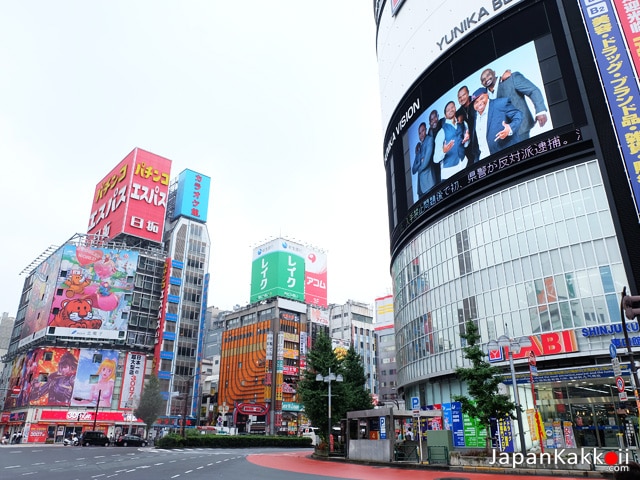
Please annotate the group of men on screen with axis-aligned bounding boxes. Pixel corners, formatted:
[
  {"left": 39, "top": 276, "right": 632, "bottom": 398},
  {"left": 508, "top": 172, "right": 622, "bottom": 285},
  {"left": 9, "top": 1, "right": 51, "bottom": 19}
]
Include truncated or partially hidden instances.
[{"left": 411, "top": 67, "right": 549, "bottom": 198}]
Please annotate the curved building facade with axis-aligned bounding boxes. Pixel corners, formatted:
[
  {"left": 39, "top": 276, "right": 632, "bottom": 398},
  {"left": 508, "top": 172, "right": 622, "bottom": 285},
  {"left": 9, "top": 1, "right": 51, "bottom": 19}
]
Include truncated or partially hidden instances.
[{"left": 376, "top": 0, "right": 640, "bottom": 449}]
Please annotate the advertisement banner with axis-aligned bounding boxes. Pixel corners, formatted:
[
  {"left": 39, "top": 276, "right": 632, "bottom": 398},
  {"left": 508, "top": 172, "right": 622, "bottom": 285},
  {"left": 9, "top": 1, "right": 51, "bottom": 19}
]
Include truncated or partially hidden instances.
[
  {"left": 250, "top": 238, "right": 327, "bottom": 306},
  {"left": 87, "top": 148, "right": 172, "bottom": 243},
  {"left": 9, "top": 348, "right": 80, "bottom": 408},
  {"left": 118, "top": 352, "right": 147, "bottom": 410},
  {"left": 172, "top": 169, "right": 211, "bottom": 222},
  {"left": 304, "top": 248, "right": 327, "bottom": 307},
  {"left": 71, "top": 349, "right": 119, "bottom": 407},
  {"left": 579, "top": 0, "right": 640, "bottom": 218},
  {"left": 45, "top": 245, "right": 138, "bottom": 340},
  {"left": 450, "top": 401, "right": 466, "bottom": 447}
]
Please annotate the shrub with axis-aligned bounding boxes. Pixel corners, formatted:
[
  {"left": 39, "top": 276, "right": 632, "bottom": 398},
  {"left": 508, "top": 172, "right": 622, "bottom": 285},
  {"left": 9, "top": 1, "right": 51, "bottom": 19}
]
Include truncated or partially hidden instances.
[{"left": 155, "top": 433, "right": 312, "bottom": 449}]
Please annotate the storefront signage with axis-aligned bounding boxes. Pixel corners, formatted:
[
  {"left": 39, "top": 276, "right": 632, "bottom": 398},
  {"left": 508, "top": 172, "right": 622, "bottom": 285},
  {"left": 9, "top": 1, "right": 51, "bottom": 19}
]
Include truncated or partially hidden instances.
[
  {"left": 39, "top": 409, "right": 143, "bottom": 422},
  {"left": 235, "top": 402, "right": 268, "bottom": 415},
  {"left": 491, "top": 330, "right": 579, "bottom": 362},
  {"left": 502, "top": 364, "right": 631, "bottom": 384},
  {"left": 581, "top": 321, "right": 639, "bottom": 337},
  {"left": 282, "top": 402, "right": 303, "bottom": 412}
]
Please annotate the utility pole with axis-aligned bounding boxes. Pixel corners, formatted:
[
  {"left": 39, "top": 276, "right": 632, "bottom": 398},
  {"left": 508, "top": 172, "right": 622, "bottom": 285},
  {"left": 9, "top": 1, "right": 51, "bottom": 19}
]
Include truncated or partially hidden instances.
[
  {"left": 92, "top": 390, "right": 102, "bottom": 431},
  {"left": 620, "top": 288, "right": 640, "bottom": 417}
]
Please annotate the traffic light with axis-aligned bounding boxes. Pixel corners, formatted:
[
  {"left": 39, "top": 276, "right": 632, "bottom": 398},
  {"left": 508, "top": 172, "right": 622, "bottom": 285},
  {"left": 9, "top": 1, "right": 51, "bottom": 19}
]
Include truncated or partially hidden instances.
[{"left": 623, "top": 295, "right": 640, "bottom": 320}]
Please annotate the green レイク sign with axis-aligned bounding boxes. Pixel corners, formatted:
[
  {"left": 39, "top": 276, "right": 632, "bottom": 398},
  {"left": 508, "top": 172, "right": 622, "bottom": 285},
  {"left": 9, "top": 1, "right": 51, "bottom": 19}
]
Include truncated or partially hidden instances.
[{"left": 250, "top": 250, "right": 305, "bottom": 302}]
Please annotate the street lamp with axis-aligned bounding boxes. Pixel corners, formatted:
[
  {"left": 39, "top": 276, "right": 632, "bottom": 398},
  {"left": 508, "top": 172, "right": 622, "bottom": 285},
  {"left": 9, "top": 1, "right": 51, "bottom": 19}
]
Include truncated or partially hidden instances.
[
  {"left": 487, "top": 333, "right": 531, "bottom": 454},
  {"left": 316, "top": 368, "right": 343, "bottom": 446}
]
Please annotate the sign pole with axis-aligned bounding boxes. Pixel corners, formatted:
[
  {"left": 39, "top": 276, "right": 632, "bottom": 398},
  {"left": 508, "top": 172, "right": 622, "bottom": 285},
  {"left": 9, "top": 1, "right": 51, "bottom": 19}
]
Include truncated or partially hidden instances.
[{"left": 528, "top": 352, "right": 544, "bottom": 453}]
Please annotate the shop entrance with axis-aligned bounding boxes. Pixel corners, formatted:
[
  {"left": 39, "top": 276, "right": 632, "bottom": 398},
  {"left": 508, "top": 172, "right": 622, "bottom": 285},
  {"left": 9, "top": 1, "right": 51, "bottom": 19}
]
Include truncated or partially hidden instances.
[{"left": 537, "top": 380, "right": 639, "bottom": 449}]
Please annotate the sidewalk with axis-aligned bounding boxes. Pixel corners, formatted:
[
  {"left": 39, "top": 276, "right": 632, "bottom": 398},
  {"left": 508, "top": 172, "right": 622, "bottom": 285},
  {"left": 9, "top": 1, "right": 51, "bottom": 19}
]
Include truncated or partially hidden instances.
[
  {"left": 246, "top": 450, "right": 610, "bottom": 479},
  {"left": 308, "top": 451, "right": 609, "bottom": 478}
]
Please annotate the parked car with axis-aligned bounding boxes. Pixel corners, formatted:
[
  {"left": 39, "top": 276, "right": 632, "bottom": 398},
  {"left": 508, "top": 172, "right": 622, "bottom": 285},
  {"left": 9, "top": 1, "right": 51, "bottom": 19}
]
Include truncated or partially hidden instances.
[
  {"left": 79, "top": 431, "right": 110, "bottom": 447},
  {"left": 115, "top": 434, "right": 148, "bottom": 447},
  {"left": 300, "top": 426, "right": 320, "bottom": 446}
]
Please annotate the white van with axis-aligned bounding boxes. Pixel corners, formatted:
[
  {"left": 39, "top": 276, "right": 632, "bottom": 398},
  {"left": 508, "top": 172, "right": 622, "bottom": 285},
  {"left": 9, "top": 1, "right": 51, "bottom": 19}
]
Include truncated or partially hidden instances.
[{"left": 300, "top": 426, "right": 320, "bottom": 446}]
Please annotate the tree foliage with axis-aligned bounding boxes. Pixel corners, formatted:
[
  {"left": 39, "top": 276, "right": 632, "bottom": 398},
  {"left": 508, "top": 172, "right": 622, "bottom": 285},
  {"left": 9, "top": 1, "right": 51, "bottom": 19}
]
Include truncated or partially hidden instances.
[
  {"left": 453, "top": 320, "right": 517, "bottom": 446},
  {"left": 297, "top": 331, "right": 372, "bottom": 441},
  {"left": 134, "top": 374, "right": 165, "bottom": 429},
  {"left": 341, "top": 346, "right": 374, "bottom": 413}
]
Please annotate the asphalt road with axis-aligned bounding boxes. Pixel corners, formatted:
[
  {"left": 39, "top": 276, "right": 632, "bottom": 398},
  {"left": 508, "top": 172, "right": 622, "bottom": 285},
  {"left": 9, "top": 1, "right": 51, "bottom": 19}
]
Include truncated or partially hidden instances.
[{"left": 0, "top": 444, "right": 605, "bottom": 480}]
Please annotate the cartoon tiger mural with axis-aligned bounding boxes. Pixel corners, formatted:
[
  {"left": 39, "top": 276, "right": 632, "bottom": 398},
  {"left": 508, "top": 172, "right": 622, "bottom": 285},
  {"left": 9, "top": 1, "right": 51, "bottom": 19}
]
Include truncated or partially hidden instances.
[{"left": 49, "top": 298, "right": 102, "bottom": 329}]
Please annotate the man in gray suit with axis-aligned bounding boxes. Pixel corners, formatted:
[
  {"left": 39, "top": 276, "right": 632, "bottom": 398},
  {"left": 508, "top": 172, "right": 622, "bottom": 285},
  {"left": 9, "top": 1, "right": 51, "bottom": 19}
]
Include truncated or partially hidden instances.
[{"left": 480, "top": 67, "right": 548, "bottom": 139}]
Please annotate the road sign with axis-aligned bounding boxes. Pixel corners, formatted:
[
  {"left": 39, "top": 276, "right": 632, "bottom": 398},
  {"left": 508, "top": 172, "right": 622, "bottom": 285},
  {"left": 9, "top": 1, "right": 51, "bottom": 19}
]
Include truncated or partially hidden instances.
[
  {"left": 11, "top": 386, "right": 20, "bottom": 397},
  {"left": 412, "top": 409, "right": 420, "bottom": 418},
  {"left": 411, "top": 396, "right": 420, "bottom": 410},
  {"left": 380, "top": 416, "right": 387, "bottom": 439},
  {"left": 612, "top": 358, "right": 622, "bottom": 376},
  {"left": 620, "top": 391, "right": 629, "bottom": 401},
  {"left": 610, "top": 343, "right": 617, "bottom": 359},
  {"left": 616, "top": 376, "right": 626, "bottom": 393}
]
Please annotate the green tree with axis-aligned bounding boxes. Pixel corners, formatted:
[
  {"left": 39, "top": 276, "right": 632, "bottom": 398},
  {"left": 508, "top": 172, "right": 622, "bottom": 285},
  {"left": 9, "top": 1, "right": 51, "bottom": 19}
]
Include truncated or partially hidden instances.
[
  {"left": 297, "top": 331, "right": 344, "bottom": 442},
  {"left": 298, "top": 332, "right": 374, "bottom": 443},
  {"left": 452, "top": 320, "right": 517, "bottom": 450},
  {"left": 341, "top": 346, "right": 374, "bottom": 413},
  {"left": 134, "top": 375, "right": 165, "bottom": 431}
]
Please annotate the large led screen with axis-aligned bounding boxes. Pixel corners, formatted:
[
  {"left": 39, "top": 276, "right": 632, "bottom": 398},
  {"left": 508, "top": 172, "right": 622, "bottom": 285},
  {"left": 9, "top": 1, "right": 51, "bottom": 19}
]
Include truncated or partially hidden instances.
[{"left": 403, "top": 41, "right": 553, "bottom": 207}]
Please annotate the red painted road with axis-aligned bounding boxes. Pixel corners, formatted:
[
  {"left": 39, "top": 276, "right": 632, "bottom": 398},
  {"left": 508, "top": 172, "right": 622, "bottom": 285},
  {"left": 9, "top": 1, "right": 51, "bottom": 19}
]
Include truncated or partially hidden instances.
[{"left": 247, "top": 450, "right": 597, "bottom": 479}]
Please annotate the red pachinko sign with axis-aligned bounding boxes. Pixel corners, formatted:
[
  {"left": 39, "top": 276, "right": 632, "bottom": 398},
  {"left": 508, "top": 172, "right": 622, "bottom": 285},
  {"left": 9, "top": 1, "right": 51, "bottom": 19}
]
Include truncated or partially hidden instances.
[{"left": 87, "top": 148, "right": 172, "bottom": 243}]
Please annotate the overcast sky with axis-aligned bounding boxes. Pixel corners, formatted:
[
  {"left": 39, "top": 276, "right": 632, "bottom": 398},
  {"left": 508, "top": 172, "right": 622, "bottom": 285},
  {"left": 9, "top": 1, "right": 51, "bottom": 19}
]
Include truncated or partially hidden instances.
[{"left": 0, "top": 2, "right": 391, "bottom": 316}]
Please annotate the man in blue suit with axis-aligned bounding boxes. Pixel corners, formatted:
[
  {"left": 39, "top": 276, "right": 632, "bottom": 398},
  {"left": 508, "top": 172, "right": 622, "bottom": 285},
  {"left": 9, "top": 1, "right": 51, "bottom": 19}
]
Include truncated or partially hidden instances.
[
  {"left": 480, "top": 67, "right": 548, "bottom": 139},
  {"left": 411, "top": 110, "right": 441, "bottom": 198},
  {"left": 471, "top": 87, "right": 523, "bottom": 161}
]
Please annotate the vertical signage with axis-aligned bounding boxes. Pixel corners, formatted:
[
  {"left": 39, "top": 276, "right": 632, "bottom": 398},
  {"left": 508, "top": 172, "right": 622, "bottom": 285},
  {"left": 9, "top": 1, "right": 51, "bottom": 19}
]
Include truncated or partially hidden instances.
[
  {"left": 579, "top": 0, "right": 640, "bottom": 219},
  {"left": 119, "top": 352, "right": 147, "bottom": 410}
]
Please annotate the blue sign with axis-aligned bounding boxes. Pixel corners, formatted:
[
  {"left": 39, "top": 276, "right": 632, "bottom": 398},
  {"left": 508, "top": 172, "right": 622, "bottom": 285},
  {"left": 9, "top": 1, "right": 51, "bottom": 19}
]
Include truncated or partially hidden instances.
[
  {"left": 380, "top": 416, "right": 387, "bottom": 440},
  {"left": 411, "top": 396, "right": 420, "bottom": 409},
  {"left": 610, "top": 342, "right": 618, "bottom": 359},
  {"left": 172, "top": 169, "right": 211, "bottom": 222},
  {"left": 450, "top": 401, "right": 466, "bottom": 447},
  {"left": 579, "top": 0, "right": 640, "bottom": 218}
]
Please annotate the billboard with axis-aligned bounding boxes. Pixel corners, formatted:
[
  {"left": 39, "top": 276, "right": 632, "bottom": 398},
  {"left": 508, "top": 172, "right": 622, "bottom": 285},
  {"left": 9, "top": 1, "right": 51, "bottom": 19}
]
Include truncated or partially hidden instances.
[
  {"left": 70, "top": 348, "right": 119, "bottom": 407},
  {"left": 5, "top": 348, "right": 79, "bottom": 408},
  {"left": 22, "top": 248, "right": 63, "bottom": 339},
  {"left": 250, "top": 238, "right": 327, "bottom": 307},
  {"left": 47, "top": 244, "right": 138, "bottom": 340},
  {"left": 304, "top": 247, "right": 327, "bottom": 307},
  {"left": 87, "top": 148, "right": 172, "bottom": 243},
  {"left": 172, "top": 169, "right": 211, "bottom": 222},
  {"left": 118, "top": 352, "right": 147, "bottom": 410},
  {"left": 250, "top": 239, "right": 305, "bottom": 302},
  {"left": 403, "top": 41, "right": 553, "bottom": 208},
  {"left": 580, "top": 0, "right": 640, "bottom": 219}
]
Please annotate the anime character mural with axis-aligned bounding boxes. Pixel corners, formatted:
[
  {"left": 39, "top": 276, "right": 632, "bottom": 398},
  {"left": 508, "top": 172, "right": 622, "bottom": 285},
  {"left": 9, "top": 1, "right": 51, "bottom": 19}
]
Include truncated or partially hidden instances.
[
  {"left": 4, "top": 355, "right": 27, "bottom": 408},
  {"left": 71, "top": 349, "right": 118, "bottom": 407},
  {"left": 49, "top": 245, "right": 138, "bottom": 333},
  {"left": 27, "top": 349, "right": 80, "bottom": 406},
  {"left": 21, "top": 250, "right": 63, "bottom": 338}
]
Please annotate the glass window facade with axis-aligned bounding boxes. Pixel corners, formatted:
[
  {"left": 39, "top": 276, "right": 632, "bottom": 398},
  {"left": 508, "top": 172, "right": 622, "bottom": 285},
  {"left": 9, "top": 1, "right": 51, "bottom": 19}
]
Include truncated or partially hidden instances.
[{"left": 392, "top": 161, "right": 629, "bottom": 390}]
